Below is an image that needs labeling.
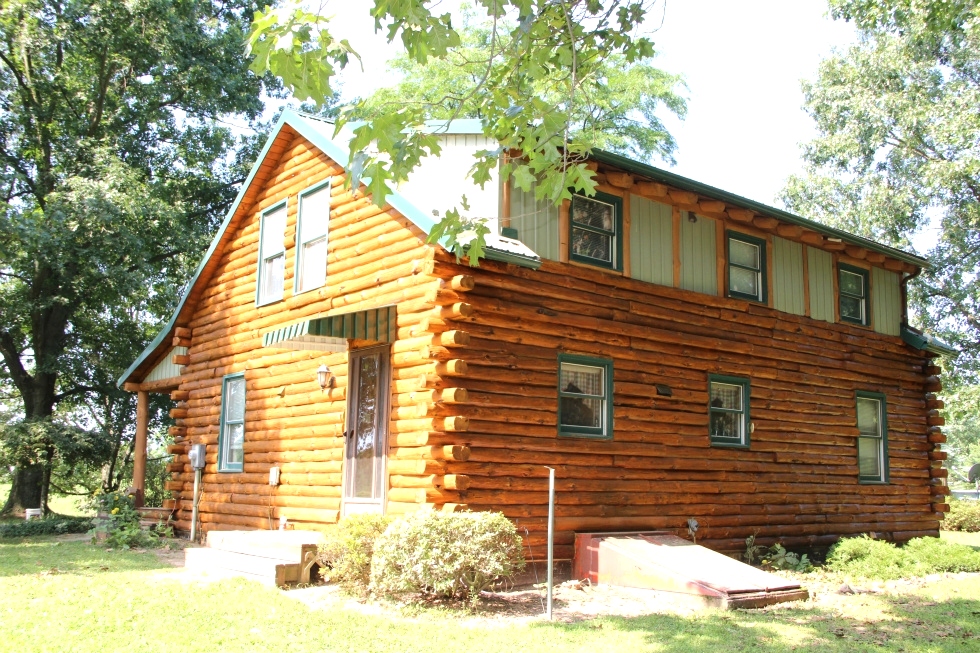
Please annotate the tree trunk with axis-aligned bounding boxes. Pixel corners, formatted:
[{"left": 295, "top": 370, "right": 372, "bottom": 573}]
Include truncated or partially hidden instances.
[{"left": 1, "top": 464, "right": 45, "bottom": 516}]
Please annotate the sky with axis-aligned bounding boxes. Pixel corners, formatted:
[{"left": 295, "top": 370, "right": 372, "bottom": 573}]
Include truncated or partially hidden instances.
[{"left": 323, "top": 0, "right": 857, "bottom": 209}]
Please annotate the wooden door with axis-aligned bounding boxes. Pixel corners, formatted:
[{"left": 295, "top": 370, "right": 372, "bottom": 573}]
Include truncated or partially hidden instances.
[{"left": 342, "top": 345, "right": 390, "bottom": 515}]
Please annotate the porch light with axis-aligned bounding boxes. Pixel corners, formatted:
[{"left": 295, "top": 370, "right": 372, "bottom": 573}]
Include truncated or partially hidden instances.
[{"left": 316, "top": 364, "right": 333, "bottom": 390}]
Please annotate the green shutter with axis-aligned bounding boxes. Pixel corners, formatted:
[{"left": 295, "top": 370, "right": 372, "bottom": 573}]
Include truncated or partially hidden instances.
[
  {"left": 872, "top": 267, "right": 902, "bottom": 336},
  {"left": 508, "top": 182, "right": 559, "bottom": 261},
  {"left": 772, "top": 237, "right": 805, "bottom": 316},
  {"left": 807, "top": 246, "right": 835, "bottom": 322},
  {"left": 629, "top": 195, "right": 673, "bottom": 286},
  {"left": 680, "top": 213, "right": 717, "bottom": 295}
]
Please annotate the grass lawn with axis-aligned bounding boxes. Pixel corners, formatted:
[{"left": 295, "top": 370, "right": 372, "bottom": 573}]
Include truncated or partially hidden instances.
[
  {"left": 943, "top": 530, "right": 980, "bottom": 549},
  {"left": 0, "top": 483, "right": 94, "bottom": 521},
  {"left": 1, "top": 537, "right": 980, "bottom": 653}
]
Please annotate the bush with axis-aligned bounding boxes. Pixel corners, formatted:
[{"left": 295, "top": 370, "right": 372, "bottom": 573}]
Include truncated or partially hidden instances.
[
  {"left": 89, "top": 489, "right": 169, "bottom": 549},
  {"left": 0, "top": 516, "right": 95, "bottom": 538},
  {"left": 317, "top": 514, "right": 391, "bottom": 592},
  {"left": 370, "top": 511, "right": 525, "bottom": 603},
  {"left": 826, "top": 534, "right": 980, "bottom": 580},
  {"left": 943, "top": 500, "right": 980, "bottom": 532}
]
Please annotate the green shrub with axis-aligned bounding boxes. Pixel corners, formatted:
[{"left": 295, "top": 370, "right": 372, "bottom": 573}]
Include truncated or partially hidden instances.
[
  {"left": 89, "top": 489, "right": 169, "bottom": 549},
  {"left": 943, "top": 500, "right": 980, "bottom": 532},
  {"left": 370, "top": 510, "right": 525, "bottom": 603},
  {"left": 826, "top": 534, "right": 980, "bottom": 580},
  {"left": 317, "top": 514, "right": 391, "bottom": 592},
  {"left": 0, "top": 516, "right": 95, "bottom": 538}
]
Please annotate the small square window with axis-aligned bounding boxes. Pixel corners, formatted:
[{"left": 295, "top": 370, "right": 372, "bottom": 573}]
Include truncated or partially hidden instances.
[
  {"left": 727, "top": 232, "right": 767, "bottom": 303},
  {"left": 708, "top": 374, "right": 751, "bottom": 448},
  {"left": 839, "top": 264, "right": 870, "bottom": 326},
  {"left": 257, "top": 202, "right": 287, "bottom": 306},
  {"left": 857, "top": 392, "right": 889, "bottom": 483},
  {"left": 219, "top": 373, "right": 246, "bottom": 472},
  {"left": 558, "top": 354, "right": 613, "bottom": 438},
  {"left": 569, "top": 192, "right": 623, "bottom": 270}
]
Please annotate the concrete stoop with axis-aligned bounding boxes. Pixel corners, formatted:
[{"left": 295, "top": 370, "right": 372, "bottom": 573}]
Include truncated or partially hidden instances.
[{"left": 184, "top": 530, "right": 323, "bottom": 587}]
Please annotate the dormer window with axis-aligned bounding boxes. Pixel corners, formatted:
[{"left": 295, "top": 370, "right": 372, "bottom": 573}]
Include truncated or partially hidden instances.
[{"left": 569, "top": 192, "right": 622, "bottom": 271}]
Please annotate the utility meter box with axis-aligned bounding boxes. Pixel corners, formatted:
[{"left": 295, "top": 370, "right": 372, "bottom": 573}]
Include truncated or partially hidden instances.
[
  {"left": 269, "top": 466, "right": 281, "bottom": 486},
  {"left": 188, "top": 444, "right": 206, "bottom": 470}
]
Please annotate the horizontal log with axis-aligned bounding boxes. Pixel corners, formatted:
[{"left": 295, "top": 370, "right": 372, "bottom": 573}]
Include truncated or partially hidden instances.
[
  {"left": 172, "top": 354, "right": 191, "bottom": 366},
  {"left": 633, "top": 181, "right": 668, "bottom": 198}
]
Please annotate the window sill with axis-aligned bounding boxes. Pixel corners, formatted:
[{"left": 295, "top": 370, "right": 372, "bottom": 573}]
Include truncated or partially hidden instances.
[
  {"left": 709, "top": 440, "right": 750, "bottom": 450},
  {"left": 566, "top": 259, "right": 624, "bottom": 276},
  {"left": 558, "top": 431, "right": 613, "bottom": 440},
  {"left": 726, "top": 292, "right": 768, "bottom": 306},
  {"left": 217, "top": 467, "right": 243, "bottom": 474},
  {"left": 256, "top": 297, "right": 284, "bottom": 308},
  {"left": 858, "top": 478, "right": 888, "bottom": 485}
]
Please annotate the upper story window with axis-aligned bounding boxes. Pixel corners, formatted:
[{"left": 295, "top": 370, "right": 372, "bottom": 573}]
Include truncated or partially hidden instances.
[
  {"left": 708, "top": 374, "right": 750, "bottom": 448},
  {"left": 856, "top": 391, "right": 888, "bottom": 483},
  {"left": 570, "top": 192, "right": 623, "bottom": 271},
  {"left": 295, "top": 182, "right": 330, "bottom": 294},
  {"left": 219, "top": 373, "right": 246, "bottom": 472},
  {"left": 557, "top": 354, "right": 614, "bottom": 438},
  {"left": 257, "top": 202, "right": 287, "bottom": 306},
  {"left": 839, "top": 264, "right": 870, "bottom": 326},
  {"left": 727, "top": 232, "right": 767, "bottom": 303}
]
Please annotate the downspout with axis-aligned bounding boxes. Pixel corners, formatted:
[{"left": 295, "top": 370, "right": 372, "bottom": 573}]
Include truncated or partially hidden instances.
[{"left": 900, "top": 267, "right": 922, "bottom": 327}]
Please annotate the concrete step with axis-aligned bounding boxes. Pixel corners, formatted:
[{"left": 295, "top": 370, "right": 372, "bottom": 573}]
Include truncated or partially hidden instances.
[
  {"left": 183, "top": 529, "right": 323, "bottom": 587},
  {"left": 206, "top": 529, "right": 323, "bottom": 562}
]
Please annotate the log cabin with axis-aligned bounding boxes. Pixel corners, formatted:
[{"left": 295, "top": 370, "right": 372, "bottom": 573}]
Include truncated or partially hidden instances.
[{"left": 119, "top": 109, "right": 955, "bottom": 560}]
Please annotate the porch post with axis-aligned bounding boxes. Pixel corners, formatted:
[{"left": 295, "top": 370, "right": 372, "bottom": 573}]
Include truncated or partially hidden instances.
[{"left": 134, "top": 390, "right": 149, "bottom": 508}]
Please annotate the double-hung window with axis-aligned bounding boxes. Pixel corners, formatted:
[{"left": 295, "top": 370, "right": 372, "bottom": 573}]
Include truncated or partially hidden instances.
[
  {"left": 557, "top": 354, "right": 613, "bottom": 438},
  {"left": 295, "top": 182, "right": 330, "bottom": 294},
  {"left": 569, "top": 192, "right": 623, "bottom": 271},
  {"left": 218, "top": 373, "right": 246, "bottom": 472},
  {"left": 257, "top": 202, "right": 287, "bottom": 305},
  {"left": 708, "top": 375, "right": 750, "bottom": 447},
  {"left": 727, "top": 232, "right": 767, "bottom": 303},
  {"left": 839, "top": 264, "right": 870, "bottom": 326},
  {"left": 856, "top": 391, "right": 888, "bottom": 483}
]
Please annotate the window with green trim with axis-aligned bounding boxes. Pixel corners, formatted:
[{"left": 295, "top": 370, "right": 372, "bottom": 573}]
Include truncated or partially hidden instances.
[
  {"left": 218, "top": 373, "right": 245, "bottom": 472},
  {"left": 708, "top": 374, "right": 750, "bottom": 447},
  {"left": 839, "top": 264, "right": 870, "bottom": 326},
  {"left": 295, "top": 182, "right": 330, "bottom": 294},
  {"left": 257, "top": 202, "right": 287, "bottom": 306},
  {"left": 857, "top": 392, "right": 889, "bottom": 483},
  {"left": 557, "top": 354, "right": 613, "bottom": 438},
  {"left": 727, "top": 232, "right": 767, "bottom": 303},
  {"left": 569, "top": 192, "right": 622, "bottom": 270}
]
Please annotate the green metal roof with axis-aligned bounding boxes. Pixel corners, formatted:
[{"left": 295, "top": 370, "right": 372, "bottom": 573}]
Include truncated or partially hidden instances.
[
  {"left": 900, "top": 324, "right": 957, "bottom": 357},
  {"left": 263, "top": 306, "right": 398, "bottom": 351}
]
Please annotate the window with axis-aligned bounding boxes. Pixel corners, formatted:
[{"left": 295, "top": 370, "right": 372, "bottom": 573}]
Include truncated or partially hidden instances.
[
  {"left": 218, "top": 373, "right": 246, "bottom": 472},
  {"left": 708, "top": 375, "right": 750, "bottom": 447},
  {"left": 856, "top": 391, "right": 888, "bottom": 483},
  {"left": 257, "top": 202, "right": 287, "bottom": 305},
  {"left": 839, "top": 264, "right": 870, "bottom": 326},
  {"left": 295, "top": 182, "right": 330, "bottom": 294},
  {"left": 557, "top": 354, "right": 613, "bottom": 438},
  {"left": 727, "top": 232, "right": 767, "bottom": 303},
  {"left": 569, "top": 192, "right": 623, "bottom": 270}
]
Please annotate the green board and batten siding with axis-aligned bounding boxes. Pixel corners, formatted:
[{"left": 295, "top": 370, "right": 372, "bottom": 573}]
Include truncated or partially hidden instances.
[
  {"left": 872, "top": 267, "right": 902, "bottom": 336},
  {"left": 772, "top": 237, "right": 805, "bottom": 316},
  {"left": 807, "top": 246, "right": 835, "bottom": 323},
  {"left": 680, "top": 213, "right": 717, "bottom": 295},
  {"left": 508, "top": 183, "right": 560, "bottom": 261},
  {"left": 145, "top": 347, "right": 187, "bottom": 383},
  {"left": 629, "top": 196, "right": 673, "bottom": 286}
]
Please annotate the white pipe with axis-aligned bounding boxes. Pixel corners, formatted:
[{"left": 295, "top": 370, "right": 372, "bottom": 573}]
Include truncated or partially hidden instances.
[
  {"left": 546, "top": 466, "right": 555, "bottom": 620},
  {"left": 190, "top": 467, "right": 202, "bottom": 543}
]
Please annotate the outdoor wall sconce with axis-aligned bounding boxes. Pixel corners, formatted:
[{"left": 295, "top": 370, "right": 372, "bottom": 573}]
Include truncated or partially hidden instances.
[
  {"left": 316, "top": 364, "right": 334, "bottom": 390},
  {"left": 687, "top": 212, "right": 698, "bottom": 223}
]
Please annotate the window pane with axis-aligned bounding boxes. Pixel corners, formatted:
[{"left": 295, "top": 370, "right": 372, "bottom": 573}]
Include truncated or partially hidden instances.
[
  {"left": 299, "top": 236, "right": 327, "bottom": 292},
  {"left": 300, "top": 187, "right": 330, "bottom": 241},
  {"left": 560, "top": 396, "right": 602, "bottom": 429},
  {"left": 261, "top": 207, "right": 286, "bottom": 255},
  {"left": 858, "top": 436, "right": 881, "bottom": 478},
  {"left": 225, "top": 423, "right": 244, "bottom": 464},
  {"left": 262, "top": 253, "right": 284, "bottom": 302},
  {"left": 730, "top": 239, "right": 759, "bottom": 269},
  {"left": 571, "top": 227, "right": 612, "bottom": 263},
  {"left": 729, "top": 266, "right": 759, "bottom": 297},
  {"left": 857, "top": 398, "right": 880, "bottom": 437},
  {"left": 840, "top": 270, "right": 864, "bottom": 296},
  {"left": 561, "top": 363, "right": 603, "bottom": 397},
  {"left": 710, "top": 382, "right": 742, "bottom": 411},
  {"left": 571, "top": 197, "right": 615, "bottom": 232},
  {"left": 710, "top": 412, "right": 742, "bottom": 440},
  {"left": 225, "top": 377, "right": 245, "bottom": 421},
  {"left": 840, "top": 295, "right": 863, "bottom": 321}
]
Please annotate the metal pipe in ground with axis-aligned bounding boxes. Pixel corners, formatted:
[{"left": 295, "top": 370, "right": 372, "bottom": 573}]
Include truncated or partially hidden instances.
[{"left": 546, "top": 466, "right": 555, "bottom": 620}]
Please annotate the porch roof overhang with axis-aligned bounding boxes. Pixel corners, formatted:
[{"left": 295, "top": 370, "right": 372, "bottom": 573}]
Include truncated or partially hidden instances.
[
  {"left": 900, "top": 324, "right": 957, "bottom": 358},
  {"left": 262, "top": 305, "right": 398, "bottom": 352}
]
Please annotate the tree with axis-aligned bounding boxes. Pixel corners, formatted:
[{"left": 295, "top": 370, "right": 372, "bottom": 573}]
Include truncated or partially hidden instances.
[
  {"left": 248, "top": 1, "right": 681, "bottom": 262},
  {"left": 781, "top": 0, "right": 980, "bottom": 381},
  {"left": 0, "top": 0, "right": 270, "bottom": 514}
]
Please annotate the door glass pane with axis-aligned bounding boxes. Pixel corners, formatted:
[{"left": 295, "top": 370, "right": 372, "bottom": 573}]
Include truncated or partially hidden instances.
[
  {"left": 840, "top": 270, "right": 864, "bottom": 296},
  {"left": 351, "top": 353, "right": 380, "bottom": 499},
  {"left": 858, "top": 436, "right": 880, "bottom": 477},
  {"left": 299, "top": 236, "right": 327, "bottom": 292},
  {"left": 730, "top": 239, "right": 759, "bottom": 269},
  {"left": 840, "top": 295, "right": 863, "bottom": 321},
  {"left": 729, "top": 266, "right": 759, "bottom": 296},
  {"left": 571, "top": 227, "right": 612, "bottom": 263},
  {"left": 225, "top": 377, "right": 245, "bottom": 421},
  {"left": 857, "top": 398, "right": 880, "bottom": 436}
]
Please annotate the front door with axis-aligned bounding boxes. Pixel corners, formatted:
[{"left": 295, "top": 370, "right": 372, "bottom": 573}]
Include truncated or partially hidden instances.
[{"left": 342, "top": 345, "right": 390, "bottom": 515}]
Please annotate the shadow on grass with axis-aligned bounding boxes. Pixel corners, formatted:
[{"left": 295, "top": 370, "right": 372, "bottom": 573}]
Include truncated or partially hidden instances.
[{"left": 0, "top": 537, "right": 171, "bottom": 577}]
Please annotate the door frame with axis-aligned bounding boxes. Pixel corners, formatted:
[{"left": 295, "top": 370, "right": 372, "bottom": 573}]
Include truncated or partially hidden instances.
[{"left": 341, "top": 344, "right": 391, "bottom": 517}]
